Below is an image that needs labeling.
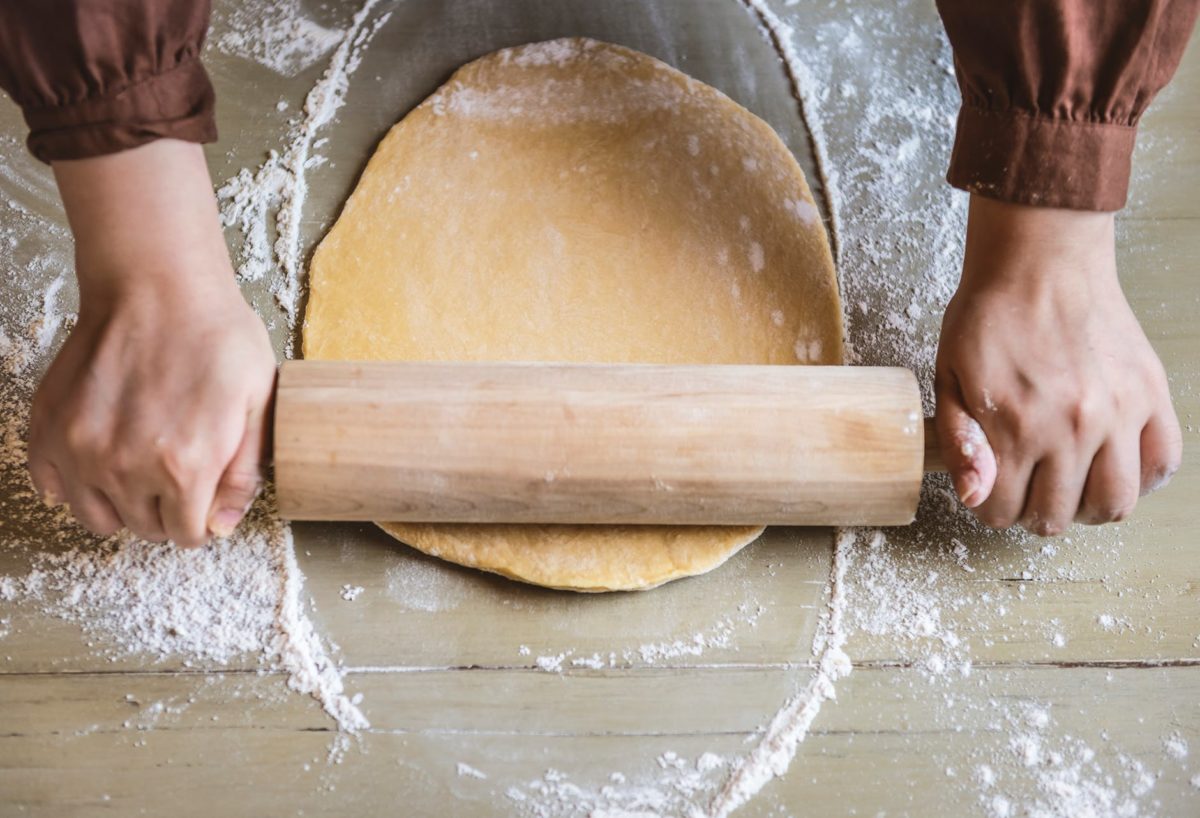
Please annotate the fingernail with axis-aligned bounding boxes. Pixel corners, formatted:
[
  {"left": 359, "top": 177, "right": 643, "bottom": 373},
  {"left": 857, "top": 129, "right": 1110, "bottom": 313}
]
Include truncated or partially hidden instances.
[
  {"left": 956, "top": 471, "right": 983, "bottom": 508},
  {"left": 1140, "top": 467, "right": 1176, "bottom": 497},
  {"left": 41, "top": 489, "right": 60, "bottom": 508},
  {"left": 208, "top": 509, "right": 243, "bottom": 538}
]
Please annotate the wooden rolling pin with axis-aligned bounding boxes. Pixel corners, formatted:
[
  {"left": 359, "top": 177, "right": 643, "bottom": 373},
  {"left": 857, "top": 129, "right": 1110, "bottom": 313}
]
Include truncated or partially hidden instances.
[{"left": 274, "top": 361, "right": 946, "bottom": 527}]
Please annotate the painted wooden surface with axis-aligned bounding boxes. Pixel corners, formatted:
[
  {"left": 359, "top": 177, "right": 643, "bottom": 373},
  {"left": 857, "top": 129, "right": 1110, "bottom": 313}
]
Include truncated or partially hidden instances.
[{"left": 0, "top": 1, "right": 1196, "bottom": 816}]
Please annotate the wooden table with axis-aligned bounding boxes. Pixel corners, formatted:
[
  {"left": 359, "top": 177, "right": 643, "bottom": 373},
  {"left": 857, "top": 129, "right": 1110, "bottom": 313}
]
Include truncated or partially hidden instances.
[{"left": 0, "top": 1, "right": 1196, "bottom": 815}]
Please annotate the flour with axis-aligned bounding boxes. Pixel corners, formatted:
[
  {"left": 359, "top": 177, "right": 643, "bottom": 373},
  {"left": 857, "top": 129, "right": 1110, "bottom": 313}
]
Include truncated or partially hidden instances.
[
  {"left": 508, "top": 754, "right": 732, "bottom": 818},
  {"left": 1163, "top": 733, "right": 1188, "bottom": 761},
  {"left": 32, "top": 273, "right": 65, "bottom": 354},
  {"left": 974, "top": 702, "right": 1160, "bottom": 818},
  {"left": 430, "top": 42, "right": 691, "bottom": 126},
  {"left": 218, "top": 0, "right": 391, "bottom": 333},
  {"left": 528, "top": 600, "right": 765, "bottom": 674},
  {"left": 384, "top": 553, "right": 471, "bottom": 612},
  {"left": 705, "top": 530, "right": 853, "bottom": 818},
  {"left": 213, "top": 0, "right": 344, "bottom": 77},
  {"left": 457, "top": 761, "right": 488, "bottom": 779}
]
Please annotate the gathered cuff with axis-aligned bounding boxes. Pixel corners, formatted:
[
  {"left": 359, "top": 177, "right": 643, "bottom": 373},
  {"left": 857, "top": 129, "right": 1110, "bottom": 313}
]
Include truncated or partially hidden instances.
[
  {"left": 947, "top": 105, "right": 1136, "bottom": 212},
  {"left": 22, "top": 56, "right": 216, "bottom": 163}
]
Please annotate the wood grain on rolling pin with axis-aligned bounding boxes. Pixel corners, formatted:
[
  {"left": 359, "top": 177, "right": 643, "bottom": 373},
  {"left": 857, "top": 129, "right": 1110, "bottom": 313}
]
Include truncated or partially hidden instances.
[{"left": 273, "top": 361, "right": 927, "bottom": 526}]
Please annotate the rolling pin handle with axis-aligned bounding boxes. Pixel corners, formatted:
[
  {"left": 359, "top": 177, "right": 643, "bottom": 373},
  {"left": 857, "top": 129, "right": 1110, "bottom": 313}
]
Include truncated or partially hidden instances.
[{"left": 923, "top": 417, "right": 946, "bottom": 474}]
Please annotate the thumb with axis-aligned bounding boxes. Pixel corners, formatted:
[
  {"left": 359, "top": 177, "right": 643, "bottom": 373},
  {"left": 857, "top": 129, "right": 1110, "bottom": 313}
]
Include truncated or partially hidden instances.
[
  {"left": 935, "top": 375, "right": 997, "bottom": 509},
  {"left": 207, "top": 405, "right": 267, "bottom": 538}
]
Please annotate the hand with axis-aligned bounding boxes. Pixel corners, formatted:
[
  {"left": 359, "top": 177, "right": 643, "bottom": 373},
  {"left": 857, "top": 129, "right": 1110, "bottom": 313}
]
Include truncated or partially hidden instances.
[
  {"left": 935, "top": 195, "right": 1181, "bottom": 536},
  {"left": 28, "top": 140, "right": 277, "bottom": 546}
]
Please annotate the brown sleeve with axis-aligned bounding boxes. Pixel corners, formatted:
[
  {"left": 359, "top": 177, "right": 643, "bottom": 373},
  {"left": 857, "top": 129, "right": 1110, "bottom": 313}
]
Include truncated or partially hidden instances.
[
  {"left": 936, "top": 0, "right": 1200, "bottom": 211},
  {"left": 0, "top": 0, "right": 216, "bottom": 164}
]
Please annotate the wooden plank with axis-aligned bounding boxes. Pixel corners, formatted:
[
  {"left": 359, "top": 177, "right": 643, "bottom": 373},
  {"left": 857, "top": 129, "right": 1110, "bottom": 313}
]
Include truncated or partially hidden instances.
[{"left": 1, "top": 666, "right": 1196, "bottom": 816}]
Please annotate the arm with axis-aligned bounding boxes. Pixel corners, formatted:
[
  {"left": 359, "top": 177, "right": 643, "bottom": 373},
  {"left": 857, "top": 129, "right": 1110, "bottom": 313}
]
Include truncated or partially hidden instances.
[
  {"left": 0, "top": 2, "right": 274, "bottom": 544},
  {"left": 933, "top": 0, "right": 1196, "bottom": 533}
]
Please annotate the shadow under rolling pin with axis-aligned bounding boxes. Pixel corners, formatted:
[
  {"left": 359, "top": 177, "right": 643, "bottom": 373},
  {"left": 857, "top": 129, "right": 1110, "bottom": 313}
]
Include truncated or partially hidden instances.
[{"left": 273, "top": 361, "right": 954, "bottom": 527}]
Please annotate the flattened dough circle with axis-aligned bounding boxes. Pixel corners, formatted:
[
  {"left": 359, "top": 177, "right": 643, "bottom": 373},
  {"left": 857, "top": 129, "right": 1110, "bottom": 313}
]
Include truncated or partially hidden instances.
[{"left": 303, "top": 38, "right": 842, "bottom": 592}]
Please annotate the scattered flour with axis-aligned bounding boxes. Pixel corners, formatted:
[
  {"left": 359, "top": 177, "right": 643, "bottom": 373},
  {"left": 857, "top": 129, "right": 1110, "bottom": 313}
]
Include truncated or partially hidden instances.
[
  {"left": 213, "top": 0, "right": 345, "bottom": 77},
  {"left": 384, "top": 553, "right": 471, "bottom": 612},
  {"left": 0, "top": 387, "right": 365, "bottom": 730},
  {"left": 457, "top": 761, "right": 488, "bottom": 780},
  {"left": 218, "top": 0, "right": 391, "bottom": 335},
  {"left": 1163, "top": 733, "right": 1188, "bottom": 761},
  {"left": 975, "top": 702, "right": 1161, "bottom": 818}
]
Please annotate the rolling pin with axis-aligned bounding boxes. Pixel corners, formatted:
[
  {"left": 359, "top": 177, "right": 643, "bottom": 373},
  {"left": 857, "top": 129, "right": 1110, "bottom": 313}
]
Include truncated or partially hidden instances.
[{"left": 274, "top": 361, "right": 947, "bottom": 527}]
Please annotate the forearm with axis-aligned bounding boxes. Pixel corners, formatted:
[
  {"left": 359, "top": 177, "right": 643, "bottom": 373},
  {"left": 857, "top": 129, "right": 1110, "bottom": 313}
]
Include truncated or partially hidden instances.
[{"left": 52, "top": 140, "right": 232, "bottom": 305}]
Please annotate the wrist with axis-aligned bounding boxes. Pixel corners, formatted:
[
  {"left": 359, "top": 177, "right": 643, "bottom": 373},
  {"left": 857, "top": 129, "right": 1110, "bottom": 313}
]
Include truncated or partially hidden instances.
[{"left": 960, "top": 194, "right": 1116, "bottom": 289}]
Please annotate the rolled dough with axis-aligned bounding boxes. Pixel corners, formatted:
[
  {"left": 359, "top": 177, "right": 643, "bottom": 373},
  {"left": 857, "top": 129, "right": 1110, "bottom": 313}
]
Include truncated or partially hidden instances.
[{"left": 302, "top": 38, "right": 842, "bottom": 591}]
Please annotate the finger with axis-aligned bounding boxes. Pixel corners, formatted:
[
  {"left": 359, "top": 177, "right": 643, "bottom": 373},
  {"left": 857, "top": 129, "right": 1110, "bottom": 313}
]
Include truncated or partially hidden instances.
[
  {"left": 27, "top": 452, "right": 66, "bottom": 508},
  {"left": 207, "top": 410, "right": 266, "bottom": 539},
  {"left": 105, "top": 491, "right": 168, "bottom": 542},
  {"left": 1139, "top": 408, "right": 1183, "bottom": 496},
  {"left": 63, "top": 483, "right": 123, "bottom": 538},
  {"left": 161, "top": 480, "right": 219, "bottom": 549},
  {"left": 935, "top": 378, "right": 998, "bottom": 509},
  {"left": 973, "top": 449, "right": 1036, "bottom": 530},
  {"left": 1022, "top": 456, "right": 1087, "bottom": 536},
  {"left": 1078, "top": 437, "right": 1140, "bottom": 525}
]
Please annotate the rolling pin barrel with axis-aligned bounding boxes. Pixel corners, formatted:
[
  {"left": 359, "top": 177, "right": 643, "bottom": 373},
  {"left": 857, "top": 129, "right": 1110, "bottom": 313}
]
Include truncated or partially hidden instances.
[{"left": 273, "top": 361, "right": 931, "bottom": 526}]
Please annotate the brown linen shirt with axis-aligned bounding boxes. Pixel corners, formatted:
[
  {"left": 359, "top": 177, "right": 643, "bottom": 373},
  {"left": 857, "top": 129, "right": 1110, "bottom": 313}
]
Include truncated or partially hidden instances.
[
  {"left": 0, "top": 1, "right": 1196, "bottom": 211},
  {"left": 0, "top": 0, "right": 215, "bottom": 164}
]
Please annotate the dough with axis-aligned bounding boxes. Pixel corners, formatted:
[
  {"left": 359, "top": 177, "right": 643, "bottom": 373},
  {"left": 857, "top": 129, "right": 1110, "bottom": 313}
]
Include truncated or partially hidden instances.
[{"left": 303, "top": 38, "right": 842, "bottom": 591}]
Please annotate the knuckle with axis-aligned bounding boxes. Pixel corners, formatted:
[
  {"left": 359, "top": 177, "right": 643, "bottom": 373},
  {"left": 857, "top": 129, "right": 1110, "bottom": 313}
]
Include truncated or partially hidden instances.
[
  {"left": 63, "top": 420, "right": 102, "bottom": 460},
  {"left": 159, "top": 445, "right": 206, "bottom": 489},
  {"left": 75, "top": 511, "right": 119, "bottom": 538},
  {"left": 1065, "top": 394, "right": 1103, "bottom": 437},
  {"left": 102, "top": 450, "right": 141, "bottom": 487}
]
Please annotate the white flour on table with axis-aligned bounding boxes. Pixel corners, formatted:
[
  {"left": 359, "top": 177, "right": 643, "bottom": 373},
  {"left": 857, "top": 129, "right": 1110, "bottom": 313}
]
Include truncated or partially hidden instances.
[
  {"left": 212, "top": 0, "right": 345, "bottom": 77},
  {"left": 218, "top": 0, "right": 391, "bottom": 336}
]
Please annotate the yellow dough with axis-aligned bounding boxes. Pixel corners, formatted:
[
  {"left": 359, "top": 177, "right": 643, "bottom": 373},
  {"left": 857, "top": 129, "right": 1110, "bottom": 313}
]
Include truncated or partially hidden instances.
[{"left": 303, "top": 38, "right": 842, "bottom": 592}]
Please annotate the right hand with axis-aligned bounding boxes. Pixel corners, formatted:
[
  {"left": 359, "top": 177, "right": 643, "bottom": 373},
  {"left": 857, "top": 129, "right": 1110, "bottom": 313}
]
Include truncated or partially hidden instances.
[
  {"left": 935, "top": 195, "right": 1181, "bottom": 536},
  {"left": 27, "top": 140, "right": 277, "bottom": 546}
]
